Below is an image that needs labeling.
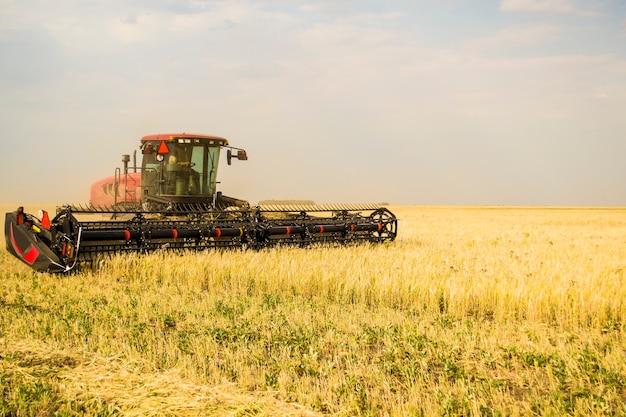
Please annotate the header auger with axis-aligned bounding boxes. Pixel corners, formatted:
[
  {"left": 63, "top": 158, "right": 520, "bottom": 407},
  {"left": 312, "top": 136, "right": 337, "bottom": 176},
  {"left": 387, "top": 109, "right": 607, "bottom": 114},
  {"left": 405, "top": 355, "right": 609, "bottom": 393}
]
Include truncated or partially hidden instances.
[{"left": 5, "top": 133, "right": 397, "bottom": 273}]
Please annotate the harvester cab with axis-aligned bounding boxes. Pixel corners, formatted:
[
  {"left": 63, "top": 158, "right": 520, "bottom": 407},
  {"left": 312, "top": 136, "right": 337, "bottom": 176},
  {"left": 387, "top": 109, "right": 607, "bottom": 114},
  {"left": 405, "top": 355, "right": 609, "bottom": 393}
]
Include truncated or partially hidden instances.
[
  {"left": 90, "top": 133, "right": 249, "bottom": 211},
  {"left": 137, "top": 134, "right": 248, "bottom": 210}
]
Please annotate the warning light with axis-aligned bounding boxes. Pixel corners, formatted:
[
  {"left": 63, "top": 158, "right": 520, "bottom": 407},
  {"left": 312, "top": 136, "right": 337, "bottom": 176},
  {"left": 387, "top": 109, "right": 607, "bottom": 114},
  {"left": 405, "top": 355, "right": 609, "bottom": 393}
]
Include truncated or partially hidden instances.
[{"left": 157, "top": 140, "right": 170, "bottom": 154}]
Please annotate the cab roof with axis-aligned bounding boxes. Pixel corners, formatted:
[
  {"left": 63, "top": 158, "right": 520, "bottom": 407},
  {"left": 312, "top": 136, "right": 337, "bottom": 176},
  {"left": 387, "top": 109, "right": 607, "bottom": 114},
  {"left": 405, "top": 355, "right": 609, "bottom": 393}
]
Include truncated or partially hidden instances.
[{"left": 141, "top": 133, "right": 229, "bottom": 146}]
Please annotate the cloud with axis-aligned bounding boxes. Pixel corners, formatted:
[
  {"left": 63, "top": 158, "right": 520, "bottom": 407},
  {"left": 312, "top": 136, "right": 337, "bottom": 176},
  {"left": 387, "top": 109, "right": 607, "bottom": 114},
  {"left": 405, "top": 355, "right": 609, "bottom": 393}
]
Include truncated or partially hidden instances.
[
  {"left": 462, "top": 24, "right": 561, "bottom": 52},
  {"left": 500, "top": 0, "right": 597, "bottom": 15}
]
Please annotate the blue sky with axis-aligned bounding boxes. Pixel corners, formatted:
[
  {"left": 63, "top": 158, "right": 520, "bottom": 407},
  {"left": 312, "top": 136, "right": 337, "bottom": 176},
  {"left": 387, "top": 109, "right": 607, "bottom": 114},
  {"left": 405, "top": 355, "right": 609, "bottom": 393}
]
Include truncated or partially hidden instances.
[{"left": 1, "top": 0, "right": 625, "bottom": 205}]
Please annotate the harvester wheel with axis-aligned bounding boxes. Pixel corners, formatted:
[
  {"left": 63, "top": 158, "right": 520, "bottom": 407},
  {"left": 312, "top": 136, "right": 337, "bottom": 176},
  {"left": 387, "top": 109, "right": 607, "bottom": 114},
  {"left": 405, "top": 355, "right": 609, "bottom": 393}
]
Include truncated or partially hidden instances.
[{"left": 369, "top": 208, "right": 397, "bottom": 242}]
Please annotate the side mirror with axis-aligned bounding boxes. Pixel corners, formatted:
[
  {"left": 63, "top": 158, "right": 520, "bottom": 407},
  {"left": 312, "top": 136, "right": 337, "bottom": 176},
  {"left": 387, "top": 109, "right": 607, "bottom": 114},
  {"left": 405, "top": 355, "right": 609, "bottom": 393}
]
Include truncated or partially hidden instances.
[{"left": 227, "top": 149, "right": 248, "bottom": 165}]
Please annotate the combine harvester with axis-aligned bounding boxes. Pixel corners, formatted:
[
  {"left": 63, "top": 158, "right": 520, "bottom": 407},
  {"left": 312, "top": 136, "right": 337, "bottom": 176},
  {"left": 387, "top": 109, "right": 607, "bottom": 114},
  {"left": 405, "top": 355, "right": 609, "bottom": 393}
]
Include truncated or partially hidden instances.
[{"left": 5, "top": 133, "right": 397, "bottom": 273}]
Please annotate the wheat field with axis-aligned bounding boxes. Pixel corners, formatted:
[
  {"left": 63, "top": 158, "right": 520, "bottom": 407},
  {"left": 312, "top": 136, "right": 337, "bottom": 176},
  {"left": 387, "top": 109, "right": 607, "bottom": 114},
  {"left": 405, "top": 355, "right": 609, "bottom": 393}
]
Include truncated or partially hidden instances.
[{"left": 1, "top": 205, "right": 625, "bottom": 416}]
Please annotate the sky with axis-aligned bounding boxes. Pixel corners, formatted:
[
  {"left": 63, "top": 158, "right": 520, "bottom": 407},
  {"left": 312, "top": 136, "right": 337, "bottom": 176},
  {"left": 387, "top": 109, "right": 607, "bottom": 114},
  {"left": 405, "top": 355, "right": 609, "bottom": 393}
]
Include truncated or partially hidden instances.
[{"left": 1, "top": 0, "right": 625, "bottom": 206}]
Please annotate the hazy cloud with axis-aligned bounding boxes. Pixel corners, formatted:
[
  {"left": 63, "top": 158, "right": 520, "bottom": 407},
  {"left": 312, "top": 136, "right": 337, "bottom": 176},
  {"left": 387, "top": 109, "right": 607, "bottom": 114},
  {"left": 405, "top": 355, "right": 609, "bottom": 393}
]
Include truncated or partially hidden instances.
[
  {"left": 500, "top": 0, "right": 597, "bottom": 15},
  {"left": 462, "top": 24, "right": 561, "bottom": 52}
]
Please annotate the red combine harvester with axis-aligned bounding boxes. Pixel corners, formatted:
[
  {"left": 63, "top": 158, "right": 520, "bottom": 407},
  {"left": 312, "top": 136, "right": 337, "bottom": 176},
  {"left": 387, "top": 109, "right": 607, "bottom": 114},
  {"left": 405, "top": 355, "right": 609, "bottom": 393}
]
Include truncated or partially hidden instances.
[{"left": 5, "top": 133, "right": 397, "bottom": 273}]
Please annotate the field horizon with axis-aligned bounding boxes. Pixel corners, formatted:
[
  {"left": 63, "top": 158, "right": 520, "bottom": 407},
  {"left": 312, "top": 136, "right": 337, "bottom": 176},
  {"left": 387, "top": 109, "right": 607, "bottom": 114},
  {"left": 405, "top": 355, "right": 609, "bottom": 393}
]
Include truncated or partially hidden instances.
[{"left": 1, "top": 205, "right": 625, "bottom": 416}]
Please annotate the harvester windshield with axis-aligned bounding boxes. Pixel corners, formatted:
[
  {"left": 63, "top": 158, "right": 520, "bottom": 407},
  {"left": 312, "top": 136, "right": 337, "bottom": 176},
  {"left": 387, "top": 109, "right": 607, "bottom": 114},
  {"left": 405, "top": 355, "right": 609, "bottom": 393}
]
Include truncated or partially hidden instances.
[{"left": 141, "top": 138, "right": 221, "bottom": 200}]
